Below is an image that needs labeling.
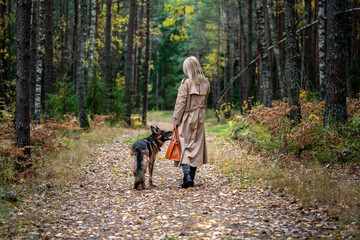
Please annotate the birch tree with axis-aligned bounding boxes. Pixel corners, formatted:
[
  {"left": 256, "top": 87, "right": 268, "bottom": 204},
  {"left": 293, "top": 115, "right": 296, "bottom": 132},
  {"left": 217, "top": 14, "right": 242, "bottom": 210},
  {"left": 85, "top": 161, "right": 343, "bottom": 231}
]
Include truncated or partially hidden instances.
[
  {"left": 318, "top": 0, "right": 326, "bottom": 99},
  {"left": 285, "top": 0, "right": 301, "bottom": 123},
  {"left": 15, "top": 0, "right": 32, "bottom": 157},
  {"left": 88, "top": 0, "right": 96, "bottom": 82},
  {"left": 256, "top": 0, "right": 272, "bottom": 107},
  {"left": 34, "top": 0, "right": 44, "bottom": 125},
  {"left": 77, "top": 0, "right": 90, "bottom": 129}
]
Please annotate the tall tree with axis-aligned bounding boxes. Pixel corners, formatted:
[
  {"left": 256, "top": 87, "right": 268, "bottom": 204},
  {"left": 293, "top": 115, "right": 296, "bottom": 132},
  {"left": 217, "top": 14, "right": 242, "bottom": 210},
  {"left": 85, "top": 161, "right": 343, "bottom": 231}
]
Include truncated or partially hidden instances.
[
  {"left": 124, "top": 0, "right": 137, "bottom": 125},
  {"left": 135, "top": 0, "right": 145, "bottom": 109},
  {"left": 324, "top": 0, "right": 347, "bottom": 126},
  {"left": 104, "top": 0, "right": 112, "bottom": 108},
  {"left": 88, "top": 0, "right": 96, "bottom": 82},
  {"left": 318, "top": 0, "right": 326, "bottom": 99},
  {"left": 34, "top": 0, "right": 45, "bottom": 125},
  {"left": 266, "top": 0, "right": 285, "bottom": 100},
  {"left": 59, "top": 0, "right": 66, "bottom": 76},
  {"left": 243, "top": 0, "right": 253, "bottom": 108},
  {"left": 216, "top": 5, "right": 221, "bottom": 121},
  {"left": 224, "top": 5, "right": 231, "bottom": 118},
  {"left": 142, "top": 0, "right": 150, "bottom": 125},
  {"left": 77, "top": 0, "right": 90, "bottom": 129},
  {"left": 71, "top": 0, "right": 79, "bottom": 87},
  {"left": 15, "top": 0, "right": 32, "bottom": 157},
  {"left": 285, "top": 0, "right": 301, "bottom": 123},
  {"left": 29, "top": 0, "right": 38, "bottom": 113},
  {"left": 256, "top": 0, "right": 272, "bottom": 107},
  {"left": 43, "top": 0, "right": 54, "bottom": 108}
]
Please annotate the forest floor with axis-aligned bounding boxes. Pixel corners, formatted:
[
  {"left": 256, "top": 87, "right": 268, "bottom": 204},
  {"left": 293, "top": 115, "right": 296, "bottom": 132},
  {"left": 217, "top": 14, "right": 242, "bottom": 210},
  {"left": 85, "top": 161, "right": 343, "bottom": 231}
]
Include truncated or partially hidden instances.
[{"left": 1, "top": 120, "right": 355, "bottom": 239}]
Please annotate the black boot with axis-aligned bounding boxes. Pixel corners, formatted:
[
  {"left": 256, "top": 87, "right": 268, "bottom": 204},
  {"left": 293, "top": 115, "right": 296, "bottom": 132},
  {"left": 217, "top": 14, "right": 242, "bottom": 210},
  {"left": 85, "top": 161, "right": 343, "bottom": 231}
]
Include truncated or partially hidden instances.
[
  {"left": 190, "top": 166, "right": 197, "bottom": 182},
  {"left": 181, "top": 164, "right": 194, "bottom": 188}
]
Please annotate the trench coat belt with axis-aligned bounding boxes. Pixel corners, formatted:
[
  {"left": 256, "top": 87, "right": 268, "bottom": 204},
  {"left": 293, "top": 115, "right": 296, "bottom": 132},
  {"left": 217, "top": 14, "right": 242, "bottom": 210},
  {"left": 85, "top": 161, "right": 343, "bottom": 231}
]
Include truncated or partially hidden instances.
[{"left": 184, "top": 105, "right": 205, "bottom": 113}]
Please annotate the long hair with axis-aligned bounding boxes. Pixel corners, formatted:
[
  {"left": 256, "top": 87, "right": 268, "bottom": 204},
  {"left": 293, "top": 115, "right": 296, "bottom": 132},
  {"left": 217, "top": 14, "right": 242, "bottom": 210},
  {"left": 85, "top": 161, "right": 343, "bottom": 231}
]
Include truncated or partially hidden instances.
[{"left": 183, "top": 56, "right": 208, "bottom": 85}]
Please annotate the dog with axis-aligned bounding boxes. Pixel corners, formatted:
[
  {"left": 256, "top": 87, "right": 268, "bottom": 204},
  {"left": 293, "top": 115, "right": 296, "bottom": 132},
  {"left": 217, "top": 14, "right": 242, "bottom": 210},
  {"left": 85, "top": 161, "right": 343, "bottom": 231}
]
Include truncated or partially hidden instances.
[{"left": 130, "top": 126, "right": 172, "bottom": 190}]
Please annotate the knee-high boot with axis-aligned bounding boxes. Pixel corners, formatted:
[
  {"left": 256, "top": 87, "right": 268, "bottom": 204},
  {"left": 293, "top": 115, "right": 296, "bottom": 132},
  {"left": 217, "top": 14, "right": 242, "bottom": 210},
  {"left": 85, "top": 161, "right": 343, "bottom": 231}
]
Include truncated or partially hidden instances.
[
  {"left": 181, "top": 164, "right": 194, "bottom": 188},
  {"left": 190, "top": 166, "right": 197, "bottom": 182}
]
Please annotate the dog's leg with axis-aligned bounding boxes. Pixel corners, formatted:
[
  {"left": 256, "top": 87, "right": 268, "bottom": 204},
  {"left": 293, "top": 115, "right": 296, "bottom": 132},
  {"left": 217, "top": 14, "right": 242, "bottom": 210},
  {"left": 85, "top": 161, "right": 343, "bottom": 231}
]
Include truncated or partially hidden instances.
[{"left": 149, "top": 156, "right": 156, "bottom": 187}]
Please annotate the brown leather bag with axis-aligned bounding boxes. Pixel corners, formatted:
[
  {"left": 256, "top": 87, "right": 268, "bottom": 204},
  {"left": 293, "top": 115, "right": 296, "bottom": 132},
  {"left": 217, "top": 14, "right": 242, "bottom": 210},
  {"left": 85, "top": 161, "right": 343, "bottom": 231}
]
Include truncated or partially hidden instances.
[{"left": 165, "top": 126, "right": 180, "bottom": 161}]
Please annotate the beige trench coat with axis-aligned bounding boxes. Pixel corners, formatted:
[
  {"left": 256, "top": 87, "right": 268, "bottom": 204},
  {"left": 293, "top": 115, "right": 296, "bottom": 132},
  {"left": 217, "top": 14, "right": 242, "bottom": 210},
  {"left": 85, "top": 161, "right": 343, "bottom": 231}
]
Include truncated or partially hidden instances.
[{"left": 172, "top": 78, "right": 210, "bottom": 167}]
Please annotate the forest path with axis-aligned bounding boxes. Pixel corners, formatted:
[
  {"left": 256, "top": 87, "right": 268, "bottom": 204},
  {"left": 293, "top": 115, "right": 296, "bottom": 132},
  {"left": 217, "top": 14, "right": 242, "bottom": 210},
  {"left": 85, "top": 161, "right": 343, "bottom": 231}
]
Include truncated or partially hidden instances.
[{"left": 35, "top": 126, "right": 338, "bottom": 239}]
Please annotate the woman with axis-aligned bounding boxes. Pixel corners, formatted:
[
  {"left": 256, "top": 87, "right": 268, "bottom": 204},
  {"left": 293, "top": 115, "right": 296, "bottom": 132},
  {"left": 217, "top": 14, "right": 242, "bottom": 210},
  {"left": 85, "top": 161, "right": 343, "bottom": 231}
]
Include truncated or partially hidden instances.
[{"left": 172, "top": 56, "right": 210, "bottom": 188}]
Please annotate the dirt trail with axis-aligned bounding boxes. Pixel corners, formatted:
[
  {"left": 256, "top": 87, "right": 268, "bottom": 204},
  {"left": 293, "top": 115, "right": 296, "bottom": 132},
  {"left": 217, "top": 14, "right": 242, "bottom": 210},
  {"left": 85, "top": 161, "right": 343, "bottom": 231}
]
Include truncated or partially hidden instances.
[{"left": 9, "top": 127, "right": 341, "bottom": 239}]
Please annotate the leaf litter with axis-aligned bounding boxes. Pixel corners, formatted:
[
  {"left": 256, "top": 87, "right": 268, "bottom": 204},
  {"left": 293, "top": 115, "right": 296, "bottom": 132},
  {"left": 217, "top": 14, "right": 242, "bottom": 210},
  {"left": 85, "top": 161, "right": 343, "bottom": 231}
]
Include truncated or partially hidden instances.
[{"left": 1, "top": 128, "right": 354, "bottom": 239}]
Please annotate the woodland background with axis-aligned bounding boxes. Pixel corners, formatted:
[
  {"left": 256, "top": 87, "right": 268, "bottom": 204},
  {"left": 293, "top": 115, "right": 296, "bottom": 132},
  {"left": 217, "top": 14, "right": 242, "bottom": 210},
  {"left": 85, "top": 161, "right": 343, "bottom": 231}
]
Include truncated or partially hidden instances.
[{"left": 1, "top": 0, "right": 360, "bottom": 233}]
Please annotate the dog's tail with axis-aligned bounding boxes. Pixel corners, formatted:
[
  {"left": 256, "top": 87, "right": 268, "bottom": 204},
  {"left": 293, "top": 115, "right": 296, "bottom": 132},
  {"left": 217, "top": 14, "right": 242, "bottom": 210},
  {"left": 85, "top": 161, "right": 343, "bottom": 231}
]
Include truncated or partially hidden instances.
[{"left": 134, "top": 149, "right": 144, "bottom": 189}]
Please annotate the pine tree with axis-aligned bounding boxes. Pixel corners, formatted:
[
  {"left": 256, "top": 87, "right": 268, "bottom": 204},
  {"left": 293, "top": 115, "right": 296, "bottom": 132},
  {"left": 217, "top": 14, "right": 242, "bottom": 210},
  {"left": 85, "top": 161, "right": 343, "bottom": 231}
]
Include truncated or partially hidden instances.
[
  {"left": 77, "top": 0, "right": 90, "bottom": 129},
  {"left": 324, "top": 0, "right": 347, "bottom": 126},
  {"left": 15, "top": 0, "right": 32, "bottom": 157},
  {"left": 124, "top": 0, "right": 138, "bottom": 125},
  {"left": 142, "top": 0, "right": 150, "bottom": 125},
  {"left": 285, "top": 0, "right": 301, "bottom": 123}
]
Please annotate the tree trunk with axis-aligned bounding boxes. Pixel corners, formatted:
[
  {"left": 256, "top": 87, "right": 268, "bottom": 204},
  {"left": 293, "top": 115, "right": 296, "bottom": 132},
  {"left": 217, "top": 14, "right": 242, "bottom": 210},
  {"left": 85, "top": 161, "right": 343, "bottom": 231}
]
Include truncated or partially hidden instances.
[
  {"left": 324, "top": 0, "right": 347, "bottom": 126},
  {"left": 285, "top": 0, "right": 301, "bottom": 123},
  {"left": 135, "top": 0, "right": 145, "bottom": 109},
  {"left": 266, "top": 0, "right": 285, "bottom": 100},
  {"left": 88, "top": 0, "right": 96, "bottom": 83},
  {"left": 237, "top": 0, "right": 244, "bottom": 112},
  {"left": 16, "top": 0, "right": 32, "bottom": 157},
  {"left": 0, "top": 2, "right": 7, "bottom": 96},
  {"left": 43, "top": 0, "right": 54, "bottom": 108},
  {"left": 71, "top": 0, "right": 79, "bottom": 89},
  {"left": 142, "top": 0, "right": 150, "bottom": 125},
  {"left": 124, "top": 0, "right": 137, "bottom": 125},
  {"left": 34, "top": 0, "right": 45, "bottom": 125},
  {"left": 29, "top": 0, "right": 38, "bottom": 114},
  {"left": 77, "top": 0, "right": 90, "bottom": 129},
  {"left": 224, "top": 5, "right": 231, "bottom": 119},
  {"left": 132, "top": 8, "right": 138, "bottom": 101},
  {"left": 104, "top": 0, "right": 112, "bottom": 108},
  {"left": 59, "top": 0, "right": 66, "bottom": 77},
  {"left": 216, "top": 5, "right": 221, "bottom": 121},
  {"left": 256, "top": 0, "right": 272, "bottom": 108},
  {"left": 318, "top": 0, "right": 326, "bottom": 99},
  {"left": 243, "top": 0, "right": 253, "bottom": 108}
]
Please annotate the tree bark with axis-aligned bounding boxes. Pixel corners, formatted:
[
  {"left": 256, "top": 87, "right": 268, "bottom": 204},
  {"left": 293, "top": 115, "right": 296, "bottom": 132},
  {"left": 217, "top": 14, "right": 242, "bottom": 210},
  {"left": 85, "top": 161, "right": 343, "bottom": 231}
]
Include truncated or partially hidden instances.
[
  {"left": 29, "top": 0, "right": 38, "bottom": 114},
  {"left": 43, "top": 0, "right": 54, "bottom": 108},
  {"left": 88, "top": 0, "right": 96, "bottom": 83},
  {"left": 216, "top": 5, "right": 221, "bottom": 121},
  {"left": 77, "top": 0, "right": 90, "bottom": 129},
  {"left": 71, "top": 0, "right": 79, "bottom": 88},
  {"left": 256, "top": 0, "right": 272, "bottom": 107},
  {"left": 224, "top": 5, "right": 231, "bottom": 119},
  {"left": 59, "top": 0, "right": 66, "bottom": 77},
  {"left": 324, "top": 0, "right": 347, "bottom": 126},
  {"left": 142, "top": 0, "right": 150, "bottom": 125},
  {"left": 266, "top": 0, "right": 285, "bottom": 100},
  {"left": 34, "top": 0, "right": 44, "bottom": 125},
  {"left": 124, "top": 0, "right": 137, "bottom": 125},
  {"left": 318, "top": 0, "right": 326, "bottom": 99},
  {"left": 15, "top": 0, "right": 32, "bottom": 157},
  {"left": 104, "top": 0, "right": 112, "bottom": 108},
  {"left": 135, "top": 0, "right": 145, "bottom": 109},
  {"left": 243, "top": 0, "right": 253, "bottom": 108},
  {"left": 285, "top": 0, "right": 301, "bottom": 123}
]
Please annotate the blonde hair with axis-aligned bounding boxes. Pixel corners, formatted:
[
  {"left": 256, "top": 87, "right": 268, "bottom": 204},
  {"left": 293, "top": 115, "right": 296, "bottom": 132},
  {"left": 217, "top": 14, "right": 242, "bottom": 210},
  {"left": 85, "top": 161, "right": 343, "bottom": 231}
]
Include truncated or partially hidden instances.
[{"left": 183, "top": 56, "right": 207, "bottom": 85}]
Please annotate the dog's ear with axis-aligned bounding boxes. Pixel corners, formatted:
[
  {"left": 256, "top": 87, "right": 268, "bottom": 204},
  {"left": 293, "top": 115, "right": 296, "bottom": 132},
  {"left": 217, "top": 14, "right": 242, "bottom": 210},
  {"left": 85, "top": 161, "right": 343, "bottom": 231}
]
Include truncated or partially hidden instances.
[
  {"left": 151, "top": 126, "right": 157, "bottom": 134},
  {"left": 156, "top": 126, "right": 159, "bottom": 130}
]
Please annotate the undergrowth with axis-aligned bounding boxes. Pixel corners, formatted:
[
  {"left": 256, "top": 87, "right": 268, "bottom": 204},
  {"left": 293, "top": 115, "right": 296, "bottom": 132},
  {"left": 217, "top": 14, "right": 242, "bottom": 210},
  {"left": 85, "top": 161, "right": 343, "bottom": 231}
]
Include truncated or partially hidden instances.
[
  {"left": 218, "top": 97, "right": 360, "bottom": 223},
  {"left": 0, "top": 115, "right": 125, "bottom": 225}
]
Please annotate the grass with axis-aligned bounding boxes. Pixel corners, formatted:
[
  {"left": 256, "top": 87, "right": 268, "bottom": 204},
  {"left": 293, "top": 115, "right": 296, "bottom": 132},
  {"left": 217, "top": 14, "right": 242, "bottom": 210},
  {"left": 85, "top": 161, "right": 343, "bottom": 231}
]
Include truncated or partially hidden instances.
[{"left": 0, "top": 123, "right": 124, "bottom": 236}]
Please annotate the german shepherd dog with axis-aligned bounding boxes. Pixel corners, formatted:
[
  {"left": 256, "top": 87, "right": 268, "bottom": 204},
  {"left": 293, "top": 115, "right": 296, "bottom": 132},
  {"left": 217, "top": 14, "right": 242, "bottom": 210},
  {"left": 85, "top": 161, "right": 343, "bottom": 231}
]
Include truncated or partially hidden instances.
[{"left": 131, "top": 126, "right": 172, "bottom": 190}]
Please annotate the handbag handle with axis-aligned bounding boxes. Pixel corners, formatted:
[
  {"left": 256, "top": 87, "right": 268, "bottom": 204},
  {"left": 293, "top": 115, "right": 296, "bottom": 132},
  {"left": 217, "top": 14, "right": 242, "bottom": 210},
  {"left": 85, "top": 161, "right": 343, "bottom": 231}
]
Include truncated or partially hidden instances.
[{"left": 171, "top": 126, "right": 179, "bottom": 144}]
